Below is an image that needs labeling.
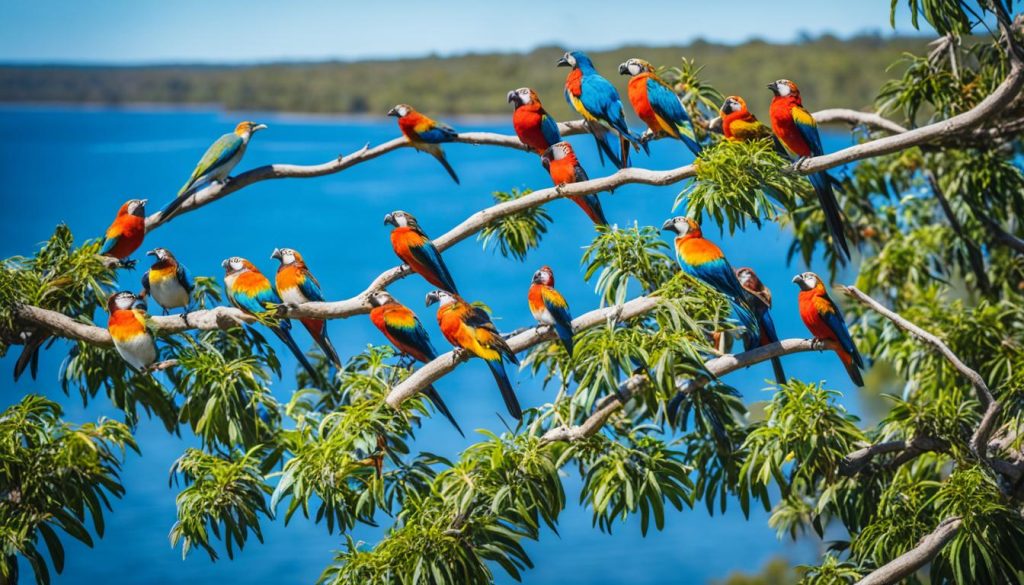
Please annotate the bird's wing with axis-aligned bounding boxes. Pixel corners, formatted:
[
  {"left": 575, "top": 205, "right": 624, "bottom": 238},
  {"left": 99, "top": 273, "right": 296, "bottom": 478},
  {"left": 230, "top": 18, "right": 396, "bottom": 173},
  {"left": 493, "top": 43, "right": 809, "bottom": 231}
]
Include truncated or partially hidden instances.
[
  {"left": 540, "top": 112, "right": 562, "bottom": 146},
  {"left": 407, "top": 240, "right": 456, "bottom": 291},
  {"left": 186, "top": 133, "right": 244, "bottom": 186},
  {"left": 98, "top": 233, "right": 120, "bottom": 256},
  {"left": 541, "top": 288, "right": 573, "bottom": 329},
  {"left": 579, "top": 74, "right": 619, "bottom": 117},
  {"left": 573, "top": 161, "right": 590, "bottom": 182},
  {"left": 645, "top": 77, "right": 689, "bottom": 126},
  {"left": 385, "top": 313, "right": 437, "bottom": 361},
  {"left": 417, "top": 123, "right": 457, "bottom": 143},
  {"left": 694, "top": 258, "right": 746, "bottom": 300},
  {"left": 141, "top": 271, "right": 151, "bottom": 295},
  {"left": 176, "top": 264, "right": 194, "bottom": 293},
  {"left": 791, "top": 106, "right": 825, "bottom": 157},
  {"left": 297, "top": 270, "right": 325, "bottom": 302},
  {"left": 816, "top": 296, "right": 858, "bottom": 361}
]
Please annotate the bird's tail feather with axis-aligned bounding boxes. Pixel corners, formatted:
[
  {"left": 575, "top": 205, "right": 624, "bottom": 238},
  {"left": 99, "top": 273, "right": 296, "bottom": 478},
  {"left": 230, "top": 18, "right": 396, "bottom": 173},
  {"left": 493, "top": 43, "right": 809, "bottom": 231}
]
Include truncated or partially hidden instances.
[
  {"left": 430, "top": 149, "right": 460, "bottom": 185},
  {"left": 421, "top": 385, "right": 464, "bottom": 436},
  {"left": 808, "top": 172, "right": 851, "bottom": 262},
  {"left": 486, "top": 359, "right": 522, "bottom": 420},
  {"left": 588, "top": 122, "right": 624, "bottom": 168},
  {"left": 302, "top": 319, "right": 342, "bottom": 370},
  {"left": 771, "top": 357, "right": 787, "bottom": 385},
  {"left": 677, "top": 128, "right": 703, "bottom": 157},
  {"left": 730, "top": 299, "right": 760, "bottom": 347},
  {"left": 553, "top": 321, "right": 574, "bottom": 357},
  {"left": 272, "top": 325, "right": 323, "bottom": 386},
  {"left": 571, "top": 195, "right": 609, "bottom": 226},
  {"left": 13, "top": 334, "right": 47, "bottom": 381}
]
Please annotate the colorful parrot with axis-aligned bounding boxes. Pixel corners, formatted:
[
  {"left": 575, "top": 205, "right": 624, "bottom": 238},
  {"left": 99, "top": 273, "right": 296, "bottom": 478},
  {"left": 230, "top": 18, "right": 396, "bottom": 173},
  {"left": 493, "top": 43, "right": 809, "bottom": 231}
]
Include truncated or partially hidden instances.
[
  {"left": 735, "top": 266, "right": 786, "bottom": 384},
  {"left": 368, "top": 290, "right": 463, "bottom": 435},
  {"left": 508, "top": 87, "right": 562, "bottom": 155},
  {"left": 768, "top": 80, "right": 850, "bottom": 262},
  {"left": 107, "top": 291, "right": 157, "bottom": 372},
  {"left": 792, "top": 272, "right": 864, "bottom": 386},
  {"left": 558, "top": 50, "right": 647, "bottom": 169},
  {"left": 384, "top": 210, "right": 459, "bottom": 294},
  {"left": 99, "top": 198, "right": 147, "bottom": 265},
  {"left": 387, "top": 104, "right": 460, "bottom": 184},
  {"left": 719, "top": 96, "right": 778, "bottom": 144},
  {"left": 527, "top": 266, "right": 574, "bottom": 356},
  {"left": 425, "top": 290, "right": 522, "bottom": 420},
  {"left": 160, "top": 121, "right": 267, "bottom": 220},
  {"left": 141, "top": 248, "right": 194, "bottom": 315},
  {"left": 540, "top": 141, "right": 608, "bottom": 226},
  {"left": 271, "top": 247, "right": 342, "bottom": 369},
  {"left": 221, "top": 256, "right": 321, "bottom": 383},
  {"left": 662, "top": 217, "right": 759, "bottom": 345},
  {"left": 619, "top": 58, "right": 702, "bottom": 157}
]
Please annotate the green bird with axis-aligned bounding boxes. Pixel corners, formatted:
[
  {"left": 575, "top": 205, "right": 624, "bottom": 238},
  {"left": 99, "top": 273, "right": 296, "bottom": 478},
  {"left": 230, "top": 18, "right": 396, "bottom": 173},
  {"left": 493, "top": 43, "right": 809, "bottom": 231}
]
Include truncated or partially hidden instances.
[{"left": 160, "top": 120, "right": 266, "bottom": 220}]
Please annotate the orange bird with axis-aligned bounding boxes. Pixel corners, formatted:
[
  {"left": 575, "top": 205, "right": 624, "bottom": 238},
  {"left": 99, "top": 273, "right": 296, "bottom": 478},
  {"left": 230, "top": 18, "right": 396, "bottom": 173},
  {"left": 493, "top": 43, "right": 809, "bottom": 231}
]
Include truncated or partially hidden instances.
[
  {"left": 793, "top": 272, "right": 864, "bottom": 386},
  {"left": 106, "top": 291, "right": 157, "bottom": 372},
  {"left": 99, "top": 199, "right": 147, "bottom": 264},
  {"left": 541, "top": 141, "right": 608, "bottom": 226},
  {"left": 384, "top": 210, "right": 459, "bottom": 293},
  {"left": 271, "top": 247, "right": 342, "bottom": 369},
  {"left": 719, "top": 96, "right": 777, "bottom": 143},
  {"left": 508, "top": 87, "right": 562, "bottom": 155},
  {"left": 387, "top": 104, "right": 460, "bottom": 184}
]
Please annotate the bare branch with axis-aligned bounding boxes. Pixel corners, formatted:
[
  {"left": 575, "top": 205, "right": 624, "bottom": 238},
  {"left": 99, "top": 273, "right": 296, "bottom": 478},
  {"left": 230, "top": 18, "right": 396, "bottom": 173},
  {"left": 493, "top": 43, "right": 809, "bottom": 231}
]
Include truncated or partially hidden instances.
[
  {"left": 540, "top": 374, "right": 648, "bottom": 443},
  {"left": 840, "top": 435, "right": 948, "bottom": 476},
  {"left": 855, "top": 517, "right": 962, "bottom": 585},
  {"left": 813, "top": 109, "right": 909, "bottom": 134},
  {"left": 842, "top": 286, "right": 999, "bottom": 460},
  {"left": 14, "top": 305, "right": 114, "bottom": 346}
]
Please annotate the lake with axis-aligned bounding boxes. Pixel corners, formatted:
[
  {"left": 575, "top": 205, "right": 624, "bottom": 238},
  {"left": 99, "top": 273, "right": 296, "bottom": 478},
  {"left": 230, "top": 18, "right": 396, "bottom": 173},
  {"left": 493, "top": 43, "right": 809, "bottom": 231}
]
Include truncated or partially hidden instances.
[{"left": 0, "top": 105, "right": 860, "bottom": 584}]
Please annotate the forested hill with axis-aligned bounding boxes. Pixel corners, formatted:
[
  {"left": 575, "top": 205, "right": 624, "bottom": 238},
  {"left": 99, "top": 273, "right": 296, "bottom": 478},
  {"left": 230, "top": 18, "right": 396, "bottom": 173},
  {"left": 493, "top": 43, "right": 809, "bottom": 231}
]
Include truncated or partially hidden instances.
[{"left": 0, "top": 35, "right": 929, "bottom": 119}]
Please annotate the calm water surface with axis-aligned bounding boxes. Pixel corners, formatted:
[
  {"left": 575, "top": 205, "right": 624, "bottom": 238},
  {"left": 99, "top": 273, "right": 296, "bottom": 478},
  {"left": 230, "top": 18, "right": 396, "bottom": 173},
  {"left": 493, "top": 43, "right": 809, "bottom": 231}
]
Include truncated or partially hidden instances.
[{"left": 0, "top": 106, "right": 861, "bottom": 584}]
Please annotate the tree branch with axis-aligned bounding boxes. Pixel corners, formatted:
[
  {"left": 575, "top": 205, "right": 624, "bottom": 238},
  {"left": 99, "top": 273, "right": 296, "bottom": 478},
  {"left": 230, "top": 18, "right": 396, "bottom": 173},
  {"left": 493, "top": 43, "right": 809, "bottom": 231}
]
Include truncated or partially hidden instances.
[
  {"left": 841, "top": 286, "right": 999, "bottom": 460},
  {"left": 812, "top": 109, "right": 909, "bottom": 134},
  {"left": 855, "top": 517, "right": 962, "bottom": 585},
  {"left": 840, "top": 435, "right": 948, "bottom": 476}
]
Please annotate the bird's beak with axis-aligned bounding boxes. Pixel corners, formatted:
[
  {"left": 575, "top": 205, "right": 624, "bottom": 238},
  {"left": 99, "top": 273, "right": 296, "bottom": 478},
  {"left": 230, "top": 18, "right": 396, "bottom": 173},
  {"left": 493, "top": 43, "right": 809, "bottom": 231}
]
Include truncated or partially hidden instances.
[
  {"left": 791, "top": 275, "right": 802, "bottom": 284},
  {"left": 139, "top": 199, "right": 148, "bottom": 207},
  {"left": 146, "top": 249, "right": 157, "bottom": 257},
  {"left": 425, "top": 291, "right": 439, "bottom": 307},
  {"left": 270, "top": 248, "right": 282, "bottom": 260},
  {"left": 661, "top": 218, "right": 676, "bottom": 232},
  {"left": 387, "top": 107, "right": 399, "bottom": 117},
  {"left": 767, "top": 82, "right": 779, "bottom": 95},
  {"left": 252, "top": 123, "right": 268, "bottom": 132},
  {"left": 383, "top": 213, "right": 395, "bottom": 227},
  {"left": 618, "top": 62, "right": 629, "bottom": 75},
  {"left": 556, "top": 56, "right": 569, "bottom": 67},
  {"left": 221, "top": 259, "right": 230, "bottom": 269},
  {"left": 507, "top": 90, "right": 518, "bottom": 105}
]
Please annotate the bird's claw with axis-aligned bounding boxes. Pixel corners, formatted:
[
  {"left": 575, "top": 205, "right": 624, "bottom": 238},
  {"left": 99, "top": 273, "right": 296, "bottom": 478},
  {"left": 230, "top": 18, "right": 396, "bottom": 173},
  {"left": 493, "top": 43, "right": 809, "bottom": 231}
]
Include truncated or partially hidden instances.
[
  {"left": 639, "top": 129, "right": 656, "bottom": 144},
  {"left": 119, "top": 258, "right": 137, "bottom": 270},
  {"left": 789, "top": 157, "right": 809, "bottom": 173},
  {"left": 810, "top": 338, "right": 827, "bottom": 351},
  {"left": 451, "top": 348, "right": 467, "bottom": 364}
]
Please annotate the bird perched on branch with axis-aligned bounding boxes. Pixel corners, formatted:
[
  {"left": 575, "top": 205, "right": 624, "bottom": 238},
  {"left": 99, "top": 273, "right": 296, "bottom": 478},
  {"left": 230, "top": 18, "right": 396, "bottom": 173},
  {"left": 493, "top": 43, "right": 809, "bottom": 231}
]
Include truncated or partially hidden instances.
[
  {"left": 368, "top": 291, "right": 463, "bottom": 435},
  {"left": 107, "top": 291, "right": 156, "bottom": 372},
  {"left": 99, "top": 199, "right": 147, "bottom": 267},
  {"left": 388, "top": 104, "right": 460, "bottom": 184},
  {"left": 161, "top": 121, "right": 267, "bottom": 220},
  {"left": 271, "top": 247, "right": 342, "bottom": 369},
  {"left": 735, "top": 266, "right": 786, "bottom": 384},
  {"left": 222, "top": 256, "right": 321, "bottom": 383},
  {"left": 508, "top": 87, "right": 562, "bottom": 155},
  {"left": 619, "top": 58, "right": 702, "bottom": 157},
  {"left": 527, "top": 266, "right": 574, "bottom": 357},
  {"left": 541, "top": 141, "right": 608, "bottom": 226},
  {"left": 426, "top": 290, "right": 522, "bottom": 420},
  {"left": 768, "top": 80, "right": 850, "bottom": 262},
  {"left": 558, "top": 50, "right": 646, "bottom": 168},
  {"left": 662, "top": 217, "right": 759, "bottom": 345},
  {"left": 384, "top": 210, "right": 459, "bottom": 294},
  {"left": 141, "top": 248, "right": 194, "bottom": 315},
  {"left": 792, "top": 272, "right": 864, "bottom": 386},
  {"left": 719, "top": 96, "right": 777, "bottom": 144}
]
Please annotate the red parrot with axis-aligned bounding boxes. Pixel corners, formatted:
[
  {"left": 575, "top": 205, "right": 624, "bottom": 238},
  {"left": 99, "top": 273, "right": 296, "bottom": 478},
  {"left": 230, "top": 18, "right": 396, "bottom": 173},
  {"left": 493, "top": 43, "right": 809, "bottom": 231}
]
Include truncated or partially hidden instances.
[
  {"left": 384, "top": 210, "right": 459, "bottom": 293},
  {"left": 99, "top": 199, "right": 147, "bottom": 263},
  {"left": 793, "top": 272, "right": 864, "bottom": 386},
  {"left": 508, "top": 87, "right": 562, "bottom": 155},
  {"left": 541, "top": 141, "right": 608, "bottom": 226},
  {"left": 387, "top": 104, "right": 460, "bottom": 184},
  {"left": 768, "top": 79, "right": 850, "bottom": 262}
]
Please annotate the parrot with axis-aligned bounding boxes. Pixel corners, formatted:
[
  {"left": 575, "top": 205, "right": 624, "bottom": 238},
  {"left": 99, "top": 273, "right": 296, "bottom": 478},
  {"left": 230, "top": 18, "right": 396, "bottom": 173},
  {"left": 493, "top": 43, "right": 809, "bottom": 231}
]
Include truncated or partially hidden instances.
[
  {"left": 384, "top": 210, "right": 459, "bottom": 294},
  {"left": 106, "top": 291, "right": 157, "bottom": 372},
  {"left": 270, "top": 247, "right": 342, "bottom": 369},
  {"left": 387, "top": 104, "right": 460, "bottom": 184},
  {"left": 719, "top": 96, "right": 779, "bottom": 144},
  {"left": 768, "top": 79, "right": 850, "bottom": 262},
  {"left": 734, "top": 266, "right": 786, "bottom": 384},
  {"left": 99, "top": 198, "right": 147, "bottom": 266},
  {"left": 527, "top": 266, "right": 574, "bottom": 357},
  {"left": 618, "top": 58, "right": 702, "bottom": 157},
  {"left": 540, "top": 141, "right": 608, "bottom": 226},
  {"left": 368, "top": 290, "right": 463, "bottom": 435},
  {"left": 508, "top": 87, "right": 562, "bottom": 155},
  {"left": 558, "top": 50, "right": 647, "bottom": 169},
  {"left": 221, "top": 256, "right": 321, "bottom": 383},
  {"left": 793, "top": 272, "right": 864, "bottom": 387},
  {"left": 425, "top": 289, "right": 522, "bottom": 420},
  {"left": 141, "top": 248, "right": 194, "bottom": 314},
  {"left": 661, "top": 216, "right": 759, "bottom": 345},
  {"left": 160, "top": 121, "right": 267, "bottom": 220}
]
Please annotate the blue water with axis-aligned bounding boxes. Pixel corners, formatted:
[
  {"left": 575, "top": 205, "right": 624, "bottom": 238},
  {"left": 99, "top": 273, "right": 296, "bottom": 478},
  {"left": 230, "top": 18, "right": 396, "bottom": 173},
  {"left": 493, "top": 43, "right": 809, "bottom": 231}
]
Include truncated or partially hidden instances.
[{"left": 0, "top": 106, "right": 860, "bottom": 584}]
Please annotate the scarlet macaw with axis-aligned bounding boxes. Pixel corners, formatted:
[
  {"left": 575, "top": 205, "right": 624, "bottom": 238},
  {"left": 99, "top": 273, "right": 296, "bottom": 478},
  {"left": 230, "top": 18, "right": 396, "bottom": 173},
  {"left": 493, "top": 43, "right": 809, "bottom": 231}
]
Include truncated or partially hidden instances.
[
  {"left": 271, "top": 247, "right": 342, "bottom": 369},
  {"left": 541, "top": 141, "right": 608, "bottom": 226},
  {"left": 619, "top": 58, "right": 701, "bottom": 157},
  {"left": 384, "top": 210, "right": 459, "bottom": 294},
  {"left": 793, "top": 272, "right": 864, "bottom": 386},
  {"left": 426, "top": 290, "right": 522, "bottom": 420},
  {"left": 508, "top": 87, "right": 561, "bottom": 155},
  {"left": 527, "top": 266, "right": 574, "bottom": 356},
  {"left": 388, "top": 104, "right": 460, "bottom": 184},
  {"left": 768, "top": 80, "right": 850, "bottom": 262}
]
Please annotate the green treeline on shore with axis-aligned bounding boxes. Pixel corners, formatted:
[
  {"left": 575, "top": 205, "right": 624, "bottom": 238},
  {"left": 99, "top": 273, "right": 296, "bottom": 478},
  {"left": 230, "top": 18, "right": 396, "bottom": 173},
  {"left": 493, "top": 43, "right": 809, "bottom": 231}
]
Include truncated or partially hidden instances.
[{"left": 0, "top": 35, "right": 929, "bottom": 119}]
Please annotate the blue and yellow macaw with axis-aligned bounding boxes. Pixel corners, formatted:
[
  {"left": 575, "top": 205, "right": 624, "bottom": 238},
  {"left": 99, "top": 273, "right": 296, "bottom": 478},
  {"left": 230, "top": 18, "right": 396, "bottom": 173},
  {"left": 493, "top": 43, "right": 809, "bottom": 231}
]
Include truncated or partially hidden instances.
[
  {"left": 558, "top": 50, "right": 647, "bottom": 169},
  {"left": 161, "top": 121, "right": 266, "bottom": 220},
  {"left": 619, "top": 58, "right": 701, "bottom": 157}
]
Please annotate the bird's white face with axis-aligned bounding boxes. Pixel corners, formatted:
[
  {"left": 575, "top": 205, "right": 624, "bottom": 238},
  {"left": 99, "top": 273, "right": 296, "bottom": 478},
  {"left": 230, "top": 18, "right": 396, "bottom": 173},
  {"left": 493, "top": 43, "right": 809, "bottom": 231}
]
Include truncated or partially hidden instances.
[
  {"left": 549, "top": 142, "right": 571, "bottom": 161},
  {"left": 721, "top": 96, "right": 742, "bottom": 115},
  {"left": 274, "top": 248, "right": 298, "bottom": 265},
  {"left": 662, "top": 216, "right": 692, "bottom": 235},
  {"left": 111, "top": 291, "right": 137, "bottom": 311},
  {"left": 370, "top": 291, "right": 394, "bottom": 307},
  {"left": 793, "top": 272, "right": 820, "bottom": 291},
  {"left": 771, "top": 80, "right": 793, "bottom": 97},
  {"left": 222, "top": 257, "right": 247, "bottom": 274},
  {"left": 127, "top": 199, "right": 148, "bottom": 216},
  {"left": 562, "top": 52, "right": 577, "bottom": 67},
  {"left": 427, "top": 290, "right": 457, "bottom": 308},
  {"left": 148, "top": 248, "right": 170, "bottom": 261},
  {"left": 736, "top": 268, "right": 754, "bottom": 287},
  {"left": 533, "top": 267, "right": 554, "bottom": 286},
  {"left": 386, "top": 211, "right": 411, "bottom": 228},
  {"left": 514, "top": 88, "right": 532, "bottom": 104},
  {"left": 391, "top": 104, "right": 410, "bottom": 117},
  {"left": 622, "top": 59, "right": 644, "bottom": 76}
]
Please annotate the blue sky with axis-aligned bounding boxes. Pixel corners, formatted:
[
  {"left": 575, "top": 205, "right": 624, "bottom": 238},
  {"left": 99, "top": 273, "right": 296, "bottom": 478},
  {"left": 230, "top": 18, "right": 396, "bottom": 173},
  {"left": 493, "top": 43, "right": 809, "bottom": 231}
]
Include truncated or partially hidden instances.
[{"left": 1, "top": 1, "right": 922, "bottom": 64}]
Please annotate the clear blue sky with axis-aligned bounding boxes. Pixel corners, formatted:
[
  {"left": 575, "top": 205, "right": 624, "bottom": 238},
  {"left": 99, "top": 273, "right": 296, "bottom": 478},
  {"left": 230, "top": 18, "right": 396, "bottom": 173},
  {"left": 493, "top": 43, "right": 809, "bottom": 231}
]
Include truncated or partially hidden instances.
[{"left": 1, "top": 1, "right": 922, "bottom": 64}]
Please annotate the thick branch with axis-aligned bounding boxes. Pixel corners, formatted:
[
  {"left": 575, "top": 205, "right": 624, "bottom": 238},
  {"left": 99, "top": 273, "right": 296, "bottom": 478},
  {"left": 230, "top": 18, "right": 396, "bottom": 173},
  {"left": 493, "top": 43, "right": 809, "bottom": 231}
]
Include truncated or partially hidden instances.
[
  {"left": 840, "top": 435, "right": 948, "bottom": 476},
  {"left": 842, "top": 286, "right": 999, "bottom": 460},
  {"left": 855, "top": 517, "right": 962, "bottom": 585},
  {"left": 813, "top": 109, "right": 909, "bottom": 134}
]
